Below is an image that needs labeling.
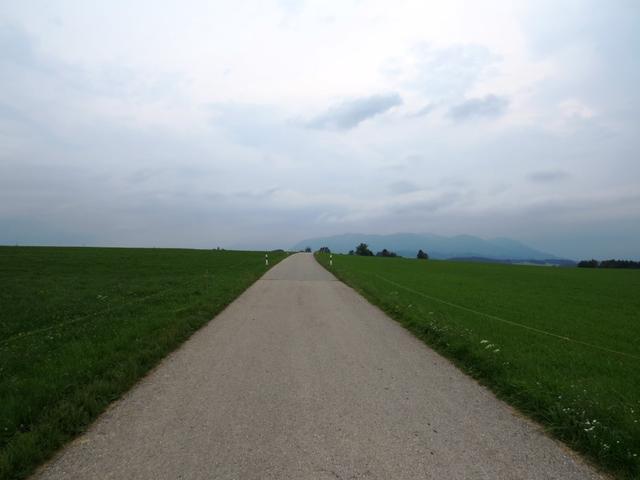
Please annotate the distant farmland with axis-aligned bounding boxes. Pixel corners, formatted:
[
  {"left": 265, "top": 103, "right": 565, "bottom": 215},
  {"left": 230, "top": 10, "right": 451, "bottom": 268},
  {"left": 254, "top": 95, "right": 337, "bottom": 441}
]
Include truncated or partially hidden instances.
[
  {"left": 0, "top": 247, "right": 286, "bottom": 480},
  {"left": 316, "top": 253, "right": 640, "bottom": 479}
]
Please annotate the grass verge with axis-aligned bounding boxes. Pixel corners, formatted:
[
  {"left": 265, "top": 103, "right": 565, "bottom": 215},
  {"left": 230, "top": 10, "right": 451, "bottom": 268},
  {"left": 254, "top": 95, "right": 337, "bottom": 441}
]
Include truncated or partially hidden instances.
[
  {"left": 0, "top": 246, "right": 286, "bottom": 480},
  {"left": 316, "top": 253, "right": 639, "bottom": 479}
]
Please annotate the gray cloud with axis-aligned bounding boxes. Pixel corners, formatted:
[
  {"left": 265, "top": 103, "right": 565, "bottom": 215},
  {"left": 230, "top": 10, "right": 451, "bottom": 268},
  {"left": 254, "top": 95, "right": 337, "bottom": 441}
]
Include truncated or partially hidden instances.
[
  {"left": 448, "top": 94, "right": 509, "bottom": 121},
  {"left": 0, "top": 24, "right": 41, "bottom": 69},
  {"left": 307, "top": 93, "right": 402, "bottom": 130},
  {"left": 527, "top": 170, "right": 570, "bottom": 183},
  {"left": 233, "top": 186, "right": 280, "bottom": 200},
  {"left": 393, "top": 191, "right": 465, "bottom": 215},
  {"left": 408, "top": 103, "right": 436, "bottom": 118},
  {"left": 388, "top": 181, "right": 421, "bottom": 194}
]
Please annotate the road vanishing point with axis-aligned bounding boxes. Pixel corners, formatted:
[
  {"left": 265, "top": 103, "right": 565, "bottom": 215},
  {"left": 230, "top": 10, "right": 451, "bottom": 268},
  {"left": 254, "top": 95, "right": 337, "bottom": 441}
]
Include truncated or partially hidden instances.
[{"left": 33, "top": 253, "right": 602, "bottom": 479}]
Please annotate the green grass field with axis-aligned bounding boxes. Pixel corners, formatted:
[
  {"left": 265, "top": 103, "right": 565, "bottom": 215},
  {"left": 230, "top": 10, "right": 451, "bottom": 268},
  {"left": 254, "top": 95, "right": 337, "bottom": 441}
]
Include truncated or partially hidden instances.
[
  {"left": 316, "top": 253, "right": 640, "bottom": 479},
  {"left": 0, "top": 246, "right": 285, "bottom": 480}
]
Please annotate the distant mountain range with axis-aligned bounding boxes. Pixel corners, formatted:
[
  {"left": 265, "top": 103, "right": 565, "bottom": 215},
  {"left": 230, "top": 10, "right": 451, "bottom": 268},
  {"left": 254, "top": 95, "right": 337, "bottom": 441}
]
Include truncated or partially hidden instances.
[{"left": 291, "top": 233, "right": 574, "bottom": 263}]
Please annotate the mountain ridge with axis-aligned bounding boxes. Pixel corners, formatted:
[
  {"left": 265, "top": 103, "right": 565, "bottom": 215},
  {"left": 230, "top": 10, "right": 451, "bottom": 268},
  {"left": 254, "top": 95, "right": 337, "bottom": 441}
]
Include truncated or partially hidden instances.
[{"left": 291, "top": 232, "right": 567, "bottom": 261}]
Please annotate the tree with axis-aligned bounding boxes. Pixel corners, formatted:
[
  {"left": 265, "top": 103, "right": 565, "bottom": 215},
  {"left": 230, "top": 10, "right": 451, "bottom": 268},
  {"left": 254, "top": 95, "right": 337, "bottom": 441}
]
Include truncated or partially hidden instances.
[
  {"left": 417, "top": 249, "right": 429, "bottom": 260},
  {"left": 376, "top": 248, "right": 397, "bottom": 257},
  {"left": 355, "top": 243, "right": 373, "bottom": 256},
  {"left": 348, "top": 250, "right": 355, "bottom": 255},
  {"left": 304, "top": 246, "right": 312, "bottom": 253},
  {"left": 318, "top": 246, "right": 331, "bottom": 254}
]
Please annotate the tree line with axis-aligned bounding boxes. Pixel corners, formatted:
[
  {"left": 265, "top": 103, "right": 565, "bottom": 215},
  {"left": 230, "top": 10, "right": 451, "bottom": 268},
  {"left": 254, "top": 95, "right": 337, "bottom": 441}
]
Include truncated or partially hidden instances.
[
  {"left": 577, "top": 259, "right": 640, "bottom": 269},
  {"left": 321, "top": 243, "right": 429, "bottom": 260}
]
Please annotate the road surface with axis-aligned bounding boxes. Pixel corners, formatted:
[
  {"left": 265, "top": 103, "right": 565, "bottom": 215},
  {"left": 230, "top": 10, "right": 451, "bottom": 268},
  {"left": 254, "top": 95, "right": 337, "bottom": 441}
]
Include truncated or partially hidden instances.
[{"left": 33, "top": 253, "right": 602, "bottom": 479}]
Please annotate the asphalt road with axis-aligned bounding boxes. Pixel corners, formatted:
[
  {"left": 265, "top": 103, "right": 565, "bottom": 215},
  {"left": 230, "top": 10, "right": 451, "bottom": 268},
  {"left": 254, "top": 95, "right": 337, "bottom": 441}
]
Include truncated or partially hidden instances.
[{"left": 33, "top": 253, "right": 602, "bottom": 479}]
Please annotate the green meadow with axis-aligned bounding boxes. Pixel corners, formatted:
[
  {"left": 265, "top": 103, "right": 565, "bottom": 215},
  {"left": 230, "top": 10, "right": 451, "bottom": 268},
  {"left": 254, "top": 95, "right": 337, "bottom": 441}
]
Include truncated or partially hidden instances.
[
  {"left": 316, "top": 253, "right": 640, "bottom": 479},
  {"left": 0, "top": 246, "right": 285, "bottom": 480}
]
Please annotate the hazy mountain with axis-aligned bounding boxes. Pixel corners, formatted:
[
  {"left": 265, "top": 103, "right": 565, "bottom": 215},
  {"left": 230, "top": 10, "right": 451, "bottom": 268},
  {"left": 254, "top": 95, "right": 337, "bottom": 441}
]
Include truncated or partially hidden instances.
[{"left": 291, "top": 233, "right": 562, "bottom": 261}]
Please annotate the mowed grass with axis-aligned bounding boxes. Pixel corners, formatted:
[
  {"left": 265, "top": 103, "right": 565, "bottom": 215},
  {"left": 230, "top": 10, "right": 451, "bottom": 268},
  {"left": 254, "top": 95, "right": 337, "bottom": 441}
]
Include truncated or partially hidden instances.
[
  {"left": 0, "top": 246, "right": 286, "bottom": 480},
  {"left": 316, "top": 253, "right": 640, "bottom": 479}
]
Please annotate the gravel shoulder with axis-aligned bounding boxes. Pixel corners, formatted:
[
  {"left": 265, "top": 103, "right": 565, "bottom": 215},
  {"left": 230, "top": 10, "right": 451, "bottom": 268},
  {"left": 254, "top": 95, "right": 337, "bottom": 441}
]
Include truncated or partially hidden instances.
[{"left": 32, "top": 253, "right": 603, "bottom": 479}]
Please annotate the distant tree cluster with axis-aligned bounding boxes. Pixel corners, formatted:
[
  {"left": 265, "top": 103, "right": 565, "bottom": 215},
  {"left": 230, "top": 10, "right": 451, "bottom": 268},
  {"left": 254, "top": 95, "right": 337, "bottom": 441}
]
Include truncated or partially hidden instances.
[
  {"left": 351, "top": 243, "right": 429, "bottom": 260},
  {"left": 577, "top": 259, "right": 640, "bottom": 269},
  {"left": 577, "top": 259, "right": 599, "bottom": 268},
  {"left": 317, "top": 246, "right": 331, "bottom": 254},
  {"left": 304, "top": 246, "right": 312, "bottom": 253},
  {"left": 600, "top": 259, "right": 640, "bottom": 268},
  {"left": 376, "top": 248, "right": 398, "bottom": 257}
]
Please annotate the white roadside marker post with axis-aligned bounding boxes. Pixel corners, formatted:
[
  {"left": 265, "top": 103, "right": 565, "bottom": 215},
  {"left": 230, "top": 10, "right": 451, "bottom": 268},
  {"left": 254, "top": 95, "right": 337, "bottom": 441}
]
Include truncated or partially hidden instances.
[
  {"left": 330, "top": 254, "right": 333, "bottom": 267},
  {"left": 265, "top": 253, "right": 269, "bottom": 266}
]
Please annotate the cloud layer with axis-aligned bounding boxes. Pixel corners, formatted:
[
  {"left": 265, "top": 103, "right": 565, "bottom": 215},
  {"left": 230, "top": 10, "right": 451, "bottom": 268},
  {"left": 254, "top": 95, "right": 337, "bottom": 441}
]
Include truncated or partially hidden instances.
[{"left": 1, "top": 0, "right": 639, "bottom": 259}]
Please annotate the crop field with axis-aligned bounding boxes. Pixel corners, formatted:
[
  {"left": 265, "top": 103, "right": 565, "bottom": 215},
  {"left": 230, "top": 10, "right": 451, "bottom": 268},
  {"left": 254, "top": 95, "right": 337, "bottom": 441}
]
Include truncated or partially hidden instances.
[
  {"left": 316, "top": 253, "right": 640, "bottom": 478},
  {"left": 0, "top": 246, "right": 285, "bottom": 480}
]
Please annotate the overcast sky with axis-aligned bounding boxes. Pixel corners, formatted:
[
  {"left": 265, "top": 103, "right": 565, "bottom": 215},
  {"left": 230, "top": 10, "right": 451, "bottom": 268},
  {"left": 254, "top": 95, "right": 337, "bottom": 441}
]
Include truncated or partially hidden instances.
[{"left": 1, "top": 0, "right": 639, "bottom": 259}]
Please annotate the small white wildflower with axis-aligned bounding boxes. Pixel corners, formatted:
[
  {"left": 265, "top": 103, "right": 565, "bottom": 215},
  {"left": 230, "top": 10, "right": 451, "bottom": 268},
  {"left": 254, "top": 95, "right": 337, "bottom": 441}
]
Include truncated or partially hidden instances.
[
  {"left": 493, "top": 349, "right": 500, "bottom": 353},
  {"left": 480, "top": 340, "right": 488, "bottom": 344}
]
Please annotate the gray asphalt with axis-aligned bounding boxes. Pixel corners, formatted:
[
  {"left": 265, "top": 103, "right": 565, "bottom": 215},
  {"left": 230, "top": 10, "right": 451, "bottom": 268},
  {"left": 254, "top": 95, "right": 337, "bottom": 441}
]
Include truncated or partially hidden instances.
[{"left": 33, "top": 253, "right": 603, "bottom": 479}]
